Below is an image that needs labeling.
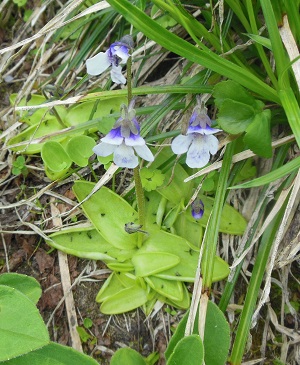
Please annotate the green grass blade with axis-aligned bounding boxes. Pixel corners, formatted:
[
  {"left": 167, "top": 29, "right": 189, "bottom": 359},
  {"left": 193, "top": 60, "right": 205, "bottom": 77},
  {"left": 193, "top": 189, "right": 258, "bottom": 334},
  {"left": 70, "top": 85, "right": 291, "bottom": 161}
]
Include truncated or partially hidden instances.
[
  {"left": 81, "top": 84, "right": 212, "bottom": 103},
  {"left": 201, "top": 141, "right": 236, "bottom": 289},
  {"left": 106, "top": 0, "right": 279, "bottom": 103},
  {"left": 245, "top": 0, "right": 278, "bottom": 87},
  {"left": 229, "top": 154, "right": 300, "bottom": 189},
  {"left": 279, "top": 88, "right": 300, "bottom": 148},
  {"left": 229, "top": 205, "right": 285, "bottom": 364},
  {"left": 260, "top": 0, "right": 289, "bottom": 88}
]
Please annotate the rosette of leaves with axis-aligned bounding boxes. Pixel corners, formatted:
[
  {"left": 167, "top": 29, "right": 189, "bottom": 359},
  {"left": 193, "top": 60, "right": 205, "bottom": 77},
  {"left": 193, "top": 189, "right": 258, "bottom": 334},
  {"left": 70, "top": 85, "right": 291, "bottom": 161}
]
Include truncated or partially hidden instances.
[{"left": 47, "top": 163, "right": 247, "bottom": 315}]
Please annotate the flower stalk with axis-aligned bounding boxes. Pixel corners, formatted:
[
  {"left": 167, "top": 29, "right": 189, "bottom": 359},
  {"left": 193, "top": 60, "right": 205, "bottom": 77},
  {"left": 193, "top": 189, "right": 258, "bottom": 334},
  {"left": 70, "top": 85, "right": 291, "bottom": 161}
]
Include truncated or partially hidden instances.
[
  {"left": 133, "top": 166, "right": 146, "bottom": 247},
  {"left": 127, "top": 51, "right": 146, "bottom": 247}
]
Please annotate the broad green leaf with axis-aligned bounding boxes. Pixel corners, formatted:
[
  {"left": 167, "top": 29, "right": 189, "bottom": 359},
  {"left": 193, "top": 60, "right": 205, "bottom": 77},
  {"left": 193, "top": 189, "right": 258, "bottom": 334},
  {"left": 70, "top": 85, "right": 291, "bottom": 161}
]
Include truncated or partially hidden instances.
[
  {"left": 0, "top": 285, "right": 49, "bottom": 361},
  {"left": 213, "top": 80, "right": 267, "bottom": 136},
  {"left": 144, "top": 191, "right": 164, "bottom": 231},
  {"left": 167, "top": 335, "right": 204, "bottom": 365},
  {"left": 157, "top": 163, "right": 193, "bottom": 204},
  {"left": 110, "top": 348, "right": 146, "bottom": 365},
  {"left": 164, "top": 283, "right": 190, "bottom": 309},
  {"left": 107, "top": 261, "right": 134, "bottom": 272},
  {"left": 145, "top": 276, "right": 183, "bottom": 301},
  {"left": 2, "top": 342, "right": 99, "bottom": 365},
  {"left": 216, "top": 99, "right": 256, "bottom": 134},
  {"left": 76, "top": 327, "right": 92, "bottom": 343},
  {"left": 73, "top": 182, "right": 138, "bottom": 250},
  {"left": 163, "top": 204, "right": 182, "bottom": 229},
  {"left": 211, "top": 256, "right": 230, "bottom": 282},
  {"left": 139, "top": 231, "right": 229, "bottom": 283},
  {"left": 142, "top": 293, "right": 160, "bottom": 315},
  {"left": 49, "top": 227, "right": 136, "bottom": 262},
  {"left": 244, "top": 109, "right": 272, "bottom": 158},
  {"left": 213, "top": 80, "right": 257, "bottom": 108},
  {"left": 203, "top": 302, "right": 231, "bottom": 365},
  {"left": 158, "top": 254, "right": 229, "bottom": 284},
  {"left": 9, "top": 94, "right": 67, "bottom": 126},
  {"left": 63, "top": 97, "right": 127, "bottom": 131},
  {"left": 41, "top": 141, "right": 72, "bottom": 172},
  {"left": 66, "top": 135, "right": 96, "bottom": 167},
  {"left": 44, "top": 166, "right": 69, "bottom": 180},
  {"left": 100, "top": 285, "right": 148, "bottom": 314},
  {"left": 138, "top": 230, "right": 198, "bottom": 281},
  {"left": 173, "top": 210, "right": 203, "bottom": 248},
  {"left": 96, "top": 273, "right": 126, "bottom": 303},
  {"left": 196, "top": 195, "right": 247, "bottom": 235},
  {"left": 8, "top": 119, "right": 65, "bottom": 154},
  {"left": 165, "top": 301, "right": 230, "bottom": 365},
  {"left": 114, "top": 272, "right": 136, "bottom": 288},
  {"left": 0, "top": 273, "right": 41, "bottom": 304},
  {"left": 132, "top": 252, "right": 180, "bottom": 277}
]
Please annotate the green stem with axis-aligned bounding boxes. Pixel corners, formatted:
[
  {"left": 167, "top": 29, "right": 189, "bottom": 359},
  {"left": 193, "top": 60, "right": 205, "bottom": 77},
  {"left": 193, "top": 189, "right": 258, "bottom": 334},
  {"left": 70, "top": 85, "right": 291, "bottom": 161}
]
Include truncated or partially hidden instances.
[
  {"left": 88, "top": 160, "right": 98, "bottom": 182},
  {"left": 127, "top": 54, "right": 145, "bottom": 247},
  {"left": 133, "top": 167, "right": 145, "bottom": 248},
  {"left": 127, "top": 55, "right": 133, "bottom": 104}
]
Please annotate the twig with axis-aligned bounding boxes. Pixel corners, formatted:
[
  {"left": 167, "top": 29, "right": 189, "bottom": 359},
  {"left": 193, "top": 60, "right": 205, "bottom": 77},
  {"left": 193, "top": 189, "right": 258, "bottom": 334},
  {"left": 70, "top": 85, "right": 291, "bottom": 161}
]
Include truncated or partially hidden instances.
[{"left": 50, "top": 199, "right": 83, "bottom": 352}]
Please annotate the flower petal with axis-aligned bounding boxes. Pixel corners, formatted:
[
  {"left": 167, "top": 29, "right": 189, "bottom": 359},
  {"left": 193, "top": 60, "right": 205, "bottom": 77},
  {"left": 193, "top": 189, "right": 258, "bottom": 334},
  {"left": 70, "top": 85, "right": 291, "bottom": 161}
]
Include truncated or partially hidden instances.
[
  {"left": 204, "top": 134, "right": 219, "bottom": 154},
  {"left": 86, "top": 51, "right": 111, "bottom": 76},
  {"left": 111, "top": 65, "right": 126, "bottom": 84},
  {"left": 171, "top": 134, "right": 193, "bottom": 154},
  {"left": 113, "top": 143, "right": 138, "bottom": 168},
  {"left": 93, "top": 142, "right": 116, "bottom": 157},
  {"left": 114, "top": 45, "right": 130, "bottom": 63},
  {"left": 125, "top": 134, "right": 146, "bottom": 147},
  {"left": 101, "top": 127, "right": 123, "bottom": 145},
  {"left": 187, "top": 125, "right": 221, "bottom": 135},
  {"left": 134, "top": 145, "right": 154, "bottom": 162},
  {"left": 186, "top": 136, "right": 210, "bottom": 168}
]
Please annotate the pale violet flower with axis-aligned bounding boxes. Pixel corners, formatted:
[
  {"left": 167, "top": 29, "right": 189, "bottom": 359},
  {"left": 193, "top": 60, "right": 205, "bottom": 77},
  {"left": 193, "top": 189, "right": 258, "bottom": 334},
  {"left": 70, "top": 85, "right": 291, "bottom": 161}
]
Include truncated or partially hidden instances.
[
  {"left": 171, "top": 102, "right": 221, "bottom": 168},
  {"left": 86, "top": 35, "right": 134, "bottom": 84},
  {"left": 93, "top": 101, "right": 154, "bottom": 168}
]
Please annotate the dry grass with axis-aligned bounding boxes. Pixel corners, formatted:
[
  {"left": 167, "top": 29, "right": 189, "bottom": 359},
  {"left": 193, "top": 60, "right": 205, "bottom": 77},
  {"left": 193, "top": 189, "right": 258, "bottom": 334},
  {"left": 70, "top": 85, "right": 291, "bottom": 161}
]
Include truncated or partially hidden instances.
[{"left": 0, "top": 1, "right": 299, "bottom": 364}]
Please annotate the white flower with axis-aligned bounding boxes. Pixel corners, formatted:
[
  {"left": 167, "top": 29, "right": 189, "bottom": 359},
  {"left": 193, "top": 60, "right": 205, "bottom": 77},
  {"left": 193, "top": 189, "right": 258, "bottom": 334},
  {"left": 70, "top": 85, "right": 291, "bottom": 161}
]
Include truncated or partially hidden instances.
[
  {"left": 93, "top": 101, "right": 154, "bottom": 168},
  {"left": 86, "top": 36, "right": 134, "bottom": 84},
  {"left": 171, "top": 103, "right": 221, "bottom": 168}
]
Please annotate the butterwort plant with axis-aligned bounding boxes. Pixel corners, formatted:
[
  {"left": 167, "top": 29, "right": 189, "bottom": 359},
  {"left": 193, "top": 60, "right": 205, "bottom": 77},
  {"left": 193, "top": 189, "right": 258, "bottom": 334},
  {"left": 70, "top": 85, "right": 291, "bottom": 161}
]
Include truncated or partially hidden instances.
[
  {"left": 171, "top": 97, "right": 221, "bottom": 168},
  {"left": 86, "top": 35, "right": 134, "bottom": 84},
  {"left": 93, "top": 100, "right": 154, "bottom": 168}
]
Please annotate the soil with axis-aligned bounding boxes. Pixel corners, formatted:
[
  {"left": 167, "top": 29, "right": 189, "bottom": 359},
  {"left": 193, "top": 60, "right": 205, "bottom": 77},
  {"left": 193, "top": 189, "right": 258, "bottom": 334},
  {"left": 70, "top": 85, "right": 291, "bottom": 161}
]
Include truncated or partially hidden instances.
[{"left": 0, "top": 173, "right": 170, "bottom": 364}]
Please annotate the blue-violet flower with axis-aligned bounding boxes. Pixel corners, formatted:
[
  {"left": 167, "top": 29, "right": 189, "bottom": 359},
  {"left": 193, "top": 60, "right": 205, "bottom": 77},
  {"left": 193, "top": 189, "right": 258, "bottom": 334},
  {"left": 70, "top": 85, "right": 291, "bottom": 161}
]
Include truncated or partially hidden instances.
[
  {"left": 86, "top": 35, "right": 134, "bottom": 84},
  {"left": 191, "top": 198, "right": 204, "bottom": 219},
  {"left": 93, "top": 100, "right": 154, "bottom": 168},
  {"left": 171, "top": 102, "right": 221, "bottom": 168}
]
